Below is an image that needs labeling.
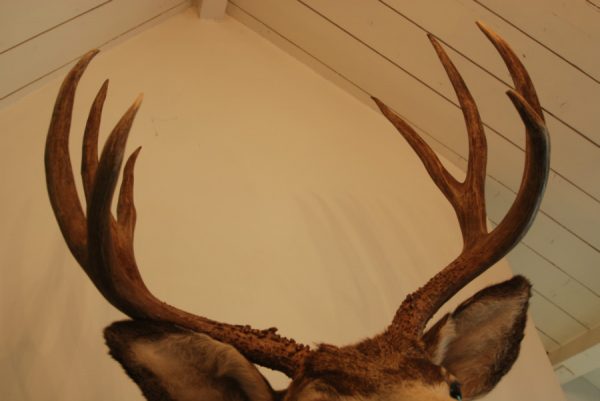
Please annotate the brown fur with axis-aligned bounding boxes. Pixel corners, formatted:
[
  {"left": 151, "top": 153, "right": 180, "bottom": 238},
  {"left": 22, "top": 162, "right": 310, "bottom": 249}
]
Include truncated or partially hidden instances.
[{"left": 298, "top": 338, "right": 445, "bottom": 396}]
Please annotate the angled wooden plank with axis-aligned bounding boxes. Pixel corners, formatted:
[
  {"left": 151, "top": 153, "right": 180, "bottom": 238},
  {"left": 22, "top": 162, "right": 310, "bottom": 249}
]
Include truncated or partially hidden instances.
[
  {"left": 554, "top": 365, "right": 579, "bottom": 384},
  {"left": 0, "top": 0, "right": 105, "bottom": 52},
  {"left": 0, "top": 0, "right": 188, "bottom": 102},
  {"left": 561, "top": 343, "right": 600, "bottom": 379},
  {"left": 550, "top": 326, "right": 600, "bottom": 365},
  {"left": 230, "top": 0, "right": 600, "bottom": 250},
  {"left": 477, "top": 0, "right": 600, "bottom": 81},
  {"left": 538, "top": 329, "right": 561, "bottom": 353},
  {"left": 529, "top": 291, "right": 588, "bottom": 344},
  {"left": 382, "top": 0, "right": 599, "bottom": 144},
  {"left": 487, "top": 178, "right": 600, "bottom": 295},
  {"left": 301, "top": 0, "right": 600, "bottom": 209},
  {"left": 539, "top": 175, "right": 600, "bottom": 250},
  {"left": 506, "top": 243, "right": 600, "bottom": 328}
]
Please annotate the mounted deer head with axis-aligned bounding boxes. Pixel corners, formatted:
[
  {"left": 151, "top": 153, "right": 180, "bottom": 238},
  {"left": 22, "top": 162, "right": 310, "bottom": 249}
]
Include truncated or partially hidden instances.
[{"left": 45, "top": 22, "right": 549, "bottom": 401}]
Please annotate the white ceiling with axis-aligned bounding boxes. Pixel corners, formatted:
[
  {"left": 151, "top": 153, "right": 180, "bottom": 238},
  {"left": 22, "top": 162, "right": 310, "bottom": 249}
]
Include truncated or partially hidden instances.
[{"left": 0, "top": 0, "right": 598, "bottom": 391}]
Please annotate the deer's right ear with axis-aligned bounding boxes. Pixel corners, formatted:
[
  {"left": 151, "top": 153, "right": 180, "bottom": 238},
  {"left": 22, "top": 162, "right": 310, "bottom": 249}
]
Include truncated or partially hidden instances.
[
  {"left": 422, "top": 276, "right": 531, "bottom": 400},
  {"left": 104, "top": 321, "right": 277, "bottom": 401}
]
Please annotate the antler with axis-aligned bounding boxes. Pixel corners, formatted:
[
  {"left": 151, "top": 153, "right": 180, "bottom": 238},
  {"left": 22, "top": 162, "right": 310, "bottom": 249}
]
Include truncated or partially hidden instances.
[
  {"left": 45, "top": 50, "right": 311, "bottom": 377},
  {"left": 374, "top": 22, "right": 550, "bottom": 341}
]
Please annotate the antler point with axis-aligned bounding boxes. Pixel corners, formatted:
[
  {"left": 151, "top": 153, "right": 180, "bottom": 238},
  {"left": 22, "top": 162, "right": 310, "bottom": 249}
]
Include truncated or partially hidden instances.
[{"left": 133, "top": 93, "right": 144, "bottom": 109}]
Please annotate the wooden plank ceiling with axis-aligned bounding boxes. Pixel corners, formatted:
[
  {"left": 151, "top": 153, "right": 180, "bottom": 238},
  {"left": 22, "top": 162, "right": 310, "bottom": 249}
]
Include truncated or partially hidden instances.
[
  {"left": 0, "top": 0, "right": 598, "bottom": 387},
  {"left": 0, "top": 0, "right": 190, "bottom": 107}
]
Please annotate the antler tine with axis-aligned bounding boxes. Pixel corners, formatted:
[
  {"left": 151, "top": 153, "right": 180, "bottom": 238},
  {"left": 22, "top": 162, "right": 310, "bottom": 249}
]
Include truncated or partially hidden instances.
[
  {"left": 428, "top": 34, "right": 489, "bottom": 247},
  {"left": 82, "top": 78, "right": 108, "bottom": 204},
  {"left": 45, "top": 51, "right": 311, "bottom": 377},
  {"left": 372, "top": 98, "right": 462, "bottom": 217},
  {"left": 45, "top": 50, "right": 99, "bottom": 267},
  {"left": 376, "top": 25, "right": 549, "bottom": 341},
  {"left": 477, "top": 21, "right": 543, "bottom": 117},
  {"left": 374, "top": 33, "right": 489, "bottom": 250},
  {"left": 476, "top": 21, "right": 549, "bottom": 247},
  {"left": 85, "top": 93, "right": 146, "bottom": 312}
]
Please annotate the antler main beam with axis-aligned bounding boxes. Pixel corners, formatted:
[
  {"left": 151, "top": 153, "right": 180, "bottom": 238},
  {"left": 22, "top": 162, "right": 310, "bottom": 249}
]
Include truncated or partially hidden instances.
[
  {"left": 375, "top": 23, "right": 550, "bottom": 340},
  {"left": 45, "top": 50, "right": 310, "bottom": 377}
]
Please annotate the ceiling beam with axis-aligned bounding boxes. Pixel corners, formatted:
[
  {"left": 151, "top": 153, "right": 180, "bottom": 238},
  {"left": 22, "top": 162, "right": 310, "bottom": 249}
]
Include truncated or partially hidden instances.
[
  {"left": 550, "top": 325, "right": 600, "bottom": 365},
  {"left": 550, "top": 326, "right": 600, "bottom": 384},
  {"left": 196, "top": 0, "right": 228, "bottom": 19}
]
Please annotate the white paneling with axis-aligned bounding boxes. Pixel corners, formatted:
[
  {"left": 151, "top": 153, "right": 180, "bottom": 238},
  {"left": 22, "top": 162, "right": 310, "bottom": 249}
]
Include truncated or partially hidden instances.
[
  {"left": 556, "top": 365, "right": 577, "bottom": 384},
  {"left": 301, "top": 0, "right": 599, "bottom": 202},
  {"left": 478, "top": 0, "right": 600, "bottom": 81},
  {"left": 541, "top": 176, "right": 599, "bottom": 250},
  {"left": 550, "top": 326, "right": 600, "bottom": 366},
  {"left": 382, "top": 0, "right": 600, "bottom": 144},
  {"left": 0, "top": 0, "right": 105, "bottom": 52},
  {"left": 562, "top": 344, "right": 600, "bottom": 378},
  {"left": 0, "top": 0, "right": 189, "bottom": 104},
  {"left": 487, "top": 178, "right": 600, "bottom": 295},
  {"left": 507, "top": 244, "right": 600, "bottom": 328},
  {"left": 530, "top": 292, "right": 588, "bottom": 344}
]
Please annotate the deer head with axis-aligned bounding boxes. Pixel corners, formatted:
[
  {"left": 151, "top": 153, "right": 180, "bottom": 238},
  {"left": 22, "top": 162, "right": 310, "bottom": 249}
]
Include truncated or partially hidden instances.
[{"left": 45, "top": 22, "right": 549, "bottom": 401}]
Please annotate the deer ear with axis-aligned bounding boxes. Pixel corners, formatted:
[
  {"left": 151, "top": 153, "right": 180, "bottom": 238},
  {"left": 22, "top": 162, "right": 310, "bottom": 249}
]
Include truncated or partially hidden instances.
[
  {"left": 104, "top": 320, "right": 276, "bottom": 401},
  {"left": 423, "top": 276, "right": 531, "bottom": 399}
]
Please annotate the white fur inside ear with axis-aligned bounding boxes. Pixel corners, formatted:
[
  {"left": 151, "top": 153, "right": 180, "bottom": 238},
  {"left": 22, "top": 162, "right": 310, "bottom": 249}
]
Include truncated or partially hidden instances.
[
  {"left": 430, "top": 319, "right": 457, "bottom": 366},
  {"left": 454, "top": 292, "right": 529, "bottom": 333},
  {"left": 425, "top": 278, "right": 531, "bottom": 398},
  {"left": 130, "top": 333, "right": 273, "bottom": 401}
]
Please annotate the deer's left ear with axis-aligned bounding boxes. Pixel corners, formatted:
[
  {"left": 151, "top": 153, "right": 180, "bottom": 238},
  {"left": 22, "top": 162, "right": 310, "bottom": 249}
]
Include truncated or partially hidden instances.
[
  {"left": 104, "top": 320, "right": 276, "bottom": 401},
  {"left": 423, "top": 276, "right": 531, "bottom": 399}
]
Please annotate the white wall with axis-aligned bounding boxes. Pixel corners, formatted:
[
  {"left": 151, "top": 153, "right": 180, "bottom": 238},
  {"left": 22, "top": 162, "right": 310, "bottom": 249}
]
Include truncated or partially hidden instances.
[{"left": 0, "top": 8, "right": 565, "bottom": 401}]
